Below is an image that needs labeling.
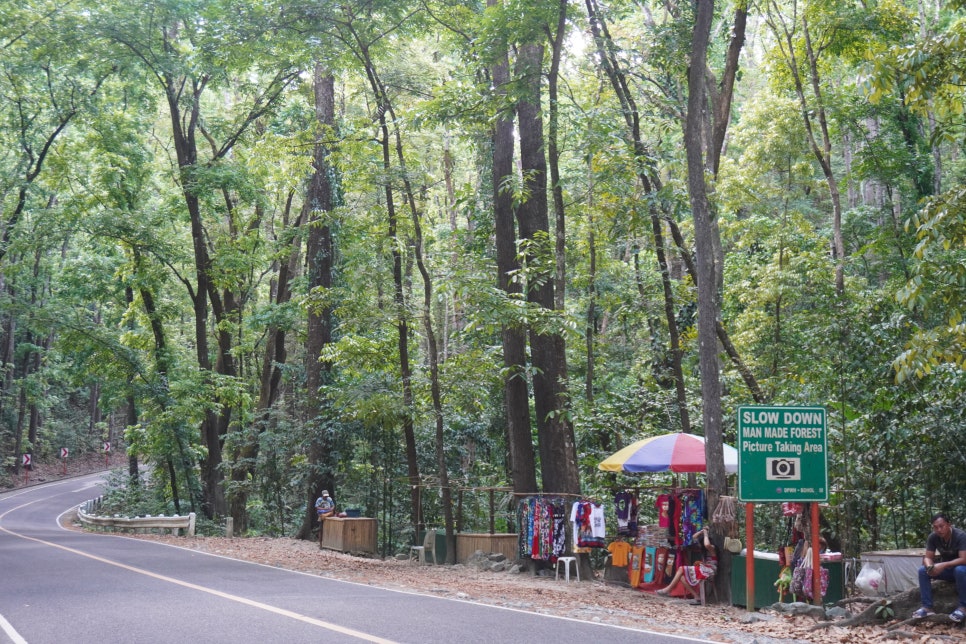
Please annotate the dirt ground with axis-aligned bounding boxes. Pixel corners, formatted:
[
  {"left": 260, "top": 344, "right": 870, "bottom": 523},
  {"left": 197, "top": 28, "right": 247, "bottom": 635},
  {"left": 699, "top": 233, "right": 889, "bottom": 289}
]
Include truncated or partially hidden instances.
[
  {"left": 113, "top": 531, "right": 966, "bottom": 644},
  {"left": 1, "top": 452, "right": 115, "bottom": 490},
  {"left": 7, "top": 459, "right": 962, "bottom": 643}
]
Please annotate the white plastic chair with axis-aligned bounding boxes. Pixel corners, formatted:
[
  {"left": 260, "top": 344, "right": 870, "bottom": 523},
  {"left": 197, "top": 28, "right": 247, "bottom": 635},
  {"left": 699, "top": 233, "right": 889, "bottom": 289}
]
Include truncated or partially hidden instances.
[
  {"left": 409, "top": 529, "right": 437, "bottom": 564},
  {"left": 555, "top": 556, "right": 580, "bottom": 581}
]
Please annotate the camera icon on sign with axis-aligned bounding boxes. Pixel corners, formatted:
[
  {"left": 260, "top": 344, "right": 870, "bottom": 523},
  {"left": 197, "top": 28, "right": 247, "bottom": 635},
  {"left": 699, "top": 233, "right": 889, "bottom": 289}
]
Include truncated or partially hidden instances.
[{"left": 765, "top": 457, "right": 800, "bottom": 480}]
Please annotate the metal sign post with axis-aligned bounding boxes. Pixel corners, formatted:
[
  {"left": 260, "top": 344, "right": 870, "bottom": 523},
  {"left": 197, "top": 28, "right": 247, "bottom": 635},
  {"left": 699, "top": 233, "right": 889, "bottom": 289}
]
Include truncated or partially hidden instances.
[
  {"left": 738, "top": 406, "right": 829, "bottom": 607},
  {"left": 61, "top": 447, "right": 69, "bottom": 475}
]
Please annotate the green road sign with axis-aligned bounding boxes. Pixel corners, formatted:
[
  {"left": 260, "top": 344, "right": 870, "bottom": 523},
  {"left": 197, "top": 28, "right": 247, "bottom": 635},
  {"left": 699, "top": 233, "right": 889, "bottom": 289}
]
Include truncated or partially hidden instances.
[{"left": 737, "top": 405, "right": 828, "bottom": 502}]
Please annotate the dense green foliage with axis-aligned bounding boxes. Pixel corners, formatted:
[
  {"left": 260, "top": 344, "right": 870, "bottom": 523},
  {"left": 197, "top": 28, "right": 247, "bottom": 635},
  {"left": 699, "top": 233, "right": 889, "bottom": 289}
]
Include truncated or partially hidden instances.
[{"left": 2, "top": 0, "right": 964, "bottom": 558}]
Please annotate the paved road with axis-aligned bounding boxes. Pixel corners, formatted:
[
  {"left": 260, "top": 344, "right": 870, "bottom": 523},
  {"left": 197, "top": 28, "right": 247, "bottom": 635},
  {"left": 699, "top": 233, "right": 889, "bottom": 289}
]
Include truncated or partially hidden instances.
[{"left": 0, "top": 475, "right": 709, "bottom": 643}]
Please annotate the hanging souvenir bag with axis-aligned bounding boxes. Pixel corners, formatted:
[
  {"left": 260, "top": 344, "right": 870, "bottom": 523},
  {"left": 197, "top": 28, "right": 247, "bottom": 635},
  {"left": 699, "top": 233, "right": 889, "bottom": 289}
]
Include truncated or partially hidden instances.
[
  {"left": 723, "top": 521, "right": 742, "bottom": 553},
  {"left": 790, "top": 545, "right": 809, "bottom": 596},
  {"left": 711, "top": 495, "right": 737, "bottom": 525},
  {"left": 789, "top": 539, "right": 807, "bottom": 570},
  {"left": 790, "top": 547, "right": 829, "bottom": 600},
  {"left": 781, "top": 501, "right": 804, "bottom": 516},
  {"left": 801, "top": 554, "right": 829, "bottom": 600},
  {"left": 712, "top": 495, "right": 742, "bottom": 553}
]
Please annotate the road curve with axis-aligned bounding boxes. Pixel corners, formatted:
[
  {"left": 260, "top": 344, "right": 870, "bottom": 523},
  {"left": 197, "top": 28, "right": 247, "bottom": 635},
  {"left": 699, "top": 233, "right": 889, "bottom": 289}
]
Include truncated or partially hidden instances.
[{"left": 0, "top": 475, "right": 709, "bottom": 643}]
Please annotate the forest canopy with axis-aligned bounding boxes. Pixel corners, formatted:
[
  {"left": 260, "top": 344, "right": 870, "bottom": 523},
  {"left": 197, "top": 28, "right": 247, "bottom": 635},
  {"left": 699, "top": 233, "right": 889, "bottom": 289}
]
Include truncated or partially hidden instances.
[{"left": 1, "top": 0, "right": 964, "bottom": 559}]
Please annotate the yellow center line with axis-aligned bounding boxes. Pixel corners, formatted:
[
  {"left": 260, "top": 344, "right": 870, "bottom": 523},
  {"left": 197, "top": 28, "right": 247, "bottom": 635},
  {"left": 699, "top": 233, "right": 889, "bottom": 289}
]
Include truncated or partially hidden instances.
[{"left": 0, "top": 499, "right": 397, "bottom": 644}]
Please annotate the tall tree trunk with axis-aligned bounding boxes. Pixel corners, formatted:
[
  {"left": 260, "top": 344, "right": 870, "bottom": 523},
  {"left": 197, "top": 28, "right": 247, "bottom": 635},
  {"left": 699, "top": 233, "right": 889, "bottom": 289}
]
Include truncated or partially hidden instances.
[
  {"left": 802, "top": 16, "right": 846, "bottom": 296},
  {"left": 587, "top": 0, "right": 760, "bottom": 406},
  {"left": 515, "top": 42, "right": 579, "bottom": 496},
  {"left": 490, "top": 0, "right": 537, "bottom": 496},
  {"left": 27, "top": 401, "right": 40, "bottom": 452},
  {"left": 15, "top": 386, "right": 27, "bottom": 474},
  {"left": 585, "top": 0, "right": 691, "bottom": 434},
  {"left": 767, "top": 2, "right": 846, "bottom": 295},
  {"left": 89, "top": 383, "right": 101, "bottom": 437},
  {"left": 126, "top": 395, "right": 139, "bottom": 482},
  {"left": 547, "top": 0, "right": 568, "bottom": 310},
  {"left": 133, "top": 253, "right": 198, "bottom": 513},
  {"left": 395, "top": 121, "right": 454, "bottom": 561},
  {"left": 233, "top": 193, "right": 301, "bottom": 535},
  {"left": 123, "top": 283, "right": 140, "bottom": 484},
  {"left": 0, "top": 285, "right": 14, "bottom": 447},
  {"left": 686, "top": 0, "right": 729, "bottom": 602},
  {"left": 357, "top": 31, "right": 457, "bottom": 554},
  {"left": 585, "top": 159, "right": 597, "bottom": 405},
  {"left": 385, "top": 118, "right": 422, "bottom": 535},
  {"left": 162, "top": 73, "right": 225, "bottom": 518},
  {"left": 344, "top": 31, "right": 425, "bottom": 535},
  {"left": 299, "top": 67, "right": 340, "bottom": 541}
]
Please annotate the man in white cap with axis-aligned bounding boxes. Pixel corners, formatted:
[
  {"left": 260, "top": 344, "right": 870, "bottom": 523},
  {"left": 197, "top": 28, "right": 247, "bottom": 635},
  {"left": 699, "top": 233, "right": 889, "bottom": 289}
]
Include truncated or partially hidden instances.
[{"left": 315, "top": 490, "right": 335, "bottom": 520}]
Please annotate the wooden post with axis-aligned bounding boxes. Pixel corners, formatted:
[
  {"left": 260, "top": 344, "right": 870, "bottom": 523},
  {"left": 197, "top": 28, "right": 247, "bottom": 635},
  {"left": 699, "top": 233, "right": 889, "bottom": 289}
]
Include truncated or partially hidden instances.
[
  {"left": 456, "top": 489, "right": 463, "bottom": 533},
  {"left": 225, "top": 517, "right": 233, "bottom": 538},
  {"left": 488, "top": 488, "right": 495, "bottom": 534},
  {"left": 811, "top": 502, "right": 821, "bottom": 604},
  {"left": 746, "top": 502, "right": 755, "bottom": 611}
]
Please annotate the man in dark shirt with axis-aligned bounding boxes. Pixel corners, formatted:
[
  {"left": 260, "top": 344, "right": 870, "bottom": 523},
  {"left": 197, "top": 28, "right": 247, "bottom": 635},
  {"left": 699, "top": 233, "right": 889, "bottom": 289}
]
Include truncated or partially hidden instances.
[{"left": 914, "top": 512, "right": 966, "bottom": 621}]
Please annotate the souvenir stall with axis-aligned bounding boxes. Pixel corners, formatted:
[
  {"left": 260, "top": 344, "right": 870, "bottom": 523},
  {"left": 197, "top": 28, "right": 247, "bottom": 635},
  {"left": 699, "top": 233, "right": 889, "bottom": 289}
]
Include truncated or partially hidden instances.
[
  {"left": 730, "top": 501, "right": 844, "bottom": 608},
  {"left": 598, "top": 433, "right": 738, "bottom": 595},
  {"left": 515, "top": 494, "right": 608, "bottom": 570},
  {"left": 606, "top": 487, "right": 710, "bottom": 593},
  {"left": 516, "top": 495, "right": 569, "bottom": 562},
  {"left": 453, "top": 486, "right": 518, "bottom": 562}
]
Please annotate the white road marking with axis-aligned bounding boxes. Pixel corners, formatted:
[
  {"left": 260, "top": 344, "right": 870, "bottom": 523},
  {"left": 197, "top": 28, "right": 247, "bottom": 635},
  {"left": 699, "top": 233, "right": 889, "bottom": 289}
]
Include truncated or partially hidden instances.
[
  {"left": 0, "top": 499, "right": 397, "bottom": 644},
  {"left": 0, "top": 612, "right": 28, "bottom": 644}
]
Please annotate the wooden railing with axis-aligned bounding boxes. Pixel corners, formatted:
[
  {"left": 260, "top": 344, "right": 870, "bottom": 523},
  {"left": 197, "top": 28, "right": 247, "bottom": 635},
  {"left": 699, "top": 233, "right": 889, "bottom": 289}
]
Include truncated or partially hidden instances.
[{"left": 77, "top": 497, "right": 195, "bottom": 536}]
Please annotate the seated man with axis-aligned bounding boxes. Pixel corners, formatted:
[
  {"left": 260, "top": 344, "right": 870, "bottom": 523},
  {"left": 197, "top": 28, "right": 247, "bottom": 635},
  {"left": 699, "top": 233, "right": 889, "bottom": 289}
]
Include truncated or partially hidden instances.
[
  {"left": 315, "top": 490, "right": 335, "bottom": 521},
  {"left": 914, "top": 512, "right": 966, "bottom": 621}
]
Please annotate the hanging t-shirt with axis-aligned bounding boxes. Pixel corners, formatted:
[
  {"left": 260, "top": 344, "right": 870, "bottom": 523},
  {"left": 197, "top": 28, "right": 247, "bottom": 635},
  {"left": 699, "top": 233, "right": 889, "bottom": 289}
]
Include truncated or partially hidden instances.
[
  {"left": 655, "top": 494, "right": 671, "bottom": 528},
  {"left": 518, "top": 496, "right": 562, "bottom": 560},
  {"left": 571, "top": 500, "right": 606, "bottom": 548},
  {"left": 588, "top": 502, "right": 606, "bottom": 547},
  {"left": 628, "top": 545, "right": 645, "bottom": 588},
  {"left": 607, "top": 540, "right": 631, "bottom": 567},
  {"left": 518, "top": 497, "right": 533, "bottom": 558},
  {"left": 679, "top": 489, "right": 705, "bottom": 546},
  {"left": 551, "top": 501, "right": 567, "bottom": 558},
  {"left": 614, "top": 491, "right": 637, "bottom": 536},
  {"left": 570, "top": 500, "right": 585, "bottom": 546}
]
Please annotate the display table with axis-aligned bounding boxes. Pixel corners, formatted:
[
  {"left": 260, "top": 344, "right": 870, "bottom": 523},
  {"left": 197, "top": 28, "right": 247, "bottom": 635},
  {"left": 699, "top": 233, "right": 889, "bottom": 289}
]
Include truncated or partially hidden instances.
[
  {"left": 731, "top": 552, "right": 843, "bottom": 608},
  {"left": 320, "top": 517, "right": 378, "bottom": 554},
  {"left": 455, "top": 533, "right": 517, "bottom": 563},
  {"left": 859, "top": 548, "right": 924, "bottom": 593}
]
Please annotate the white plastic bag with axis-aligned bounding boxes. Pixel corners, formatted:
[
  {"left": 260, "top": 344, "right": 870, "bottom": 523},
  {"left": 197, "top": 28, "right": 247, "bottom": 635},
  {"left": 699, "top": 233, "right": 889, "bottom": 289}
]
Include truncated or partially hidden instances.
[{"left": 856, "top": 564, "right": 883, "bottom": 595}]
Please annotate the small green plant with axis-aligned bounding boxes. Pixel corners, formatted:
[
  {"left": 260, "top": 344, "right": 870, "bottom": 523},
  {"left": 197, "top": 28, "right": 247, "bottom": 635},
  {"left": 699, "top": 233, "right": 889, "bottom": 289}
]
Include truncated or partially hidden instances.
[
  {"left": 99, "top": 468, "right": 168, "bottom": 517},
  {"left": 874, "top": 601, "right": 894, "bottom": 620}
]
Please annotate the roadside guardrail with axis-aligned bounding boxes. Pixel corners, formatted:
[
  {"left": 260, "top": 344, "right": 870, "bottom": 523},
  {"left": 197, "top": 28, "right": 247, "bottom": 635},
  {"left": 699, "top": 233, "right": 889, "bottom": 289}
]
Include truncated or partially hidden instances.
[{"left": 77, "top": 497, "right": 195, "bottom": 536}]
